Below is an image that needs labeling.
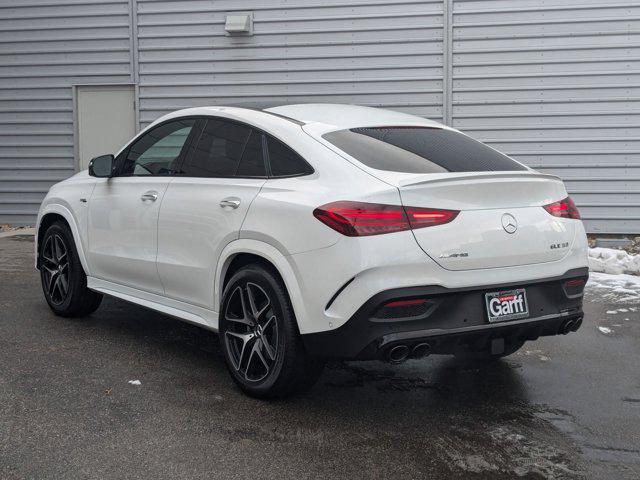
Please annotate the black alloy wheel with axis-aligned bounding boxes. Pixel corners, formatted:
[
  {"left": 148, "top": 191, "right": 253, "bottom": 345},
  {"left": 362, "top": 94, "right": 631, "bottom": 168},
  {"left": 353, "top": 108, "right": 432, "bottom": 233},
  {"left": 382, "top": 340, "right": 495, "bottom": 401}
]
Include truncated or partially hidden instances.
[
  {"left": 39, "top": 221, "right": 103, "bottom": 317},
  {"left": 224, "top": 282, "right": 279, "bottom": 382},
  {"left": 41, "top": 233, "right": 70, "bottom": 305},
  {"left": 220, "top": 264, "right": 324, "bottom": 398}
]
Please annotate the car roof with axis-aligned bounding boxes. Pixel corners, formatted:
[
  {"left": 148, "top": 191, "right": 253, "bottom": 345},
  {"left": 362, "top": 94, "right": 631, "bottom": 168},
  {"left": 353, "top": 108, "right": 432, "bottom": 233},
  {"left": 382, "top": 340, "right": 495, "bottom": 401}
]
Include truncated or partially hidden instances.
[
  {"left": 149, "top": 104, "right": 445, "bottom": 132},
  {"left": 265, "top": 103, "right": 445, "bottom": 130}
]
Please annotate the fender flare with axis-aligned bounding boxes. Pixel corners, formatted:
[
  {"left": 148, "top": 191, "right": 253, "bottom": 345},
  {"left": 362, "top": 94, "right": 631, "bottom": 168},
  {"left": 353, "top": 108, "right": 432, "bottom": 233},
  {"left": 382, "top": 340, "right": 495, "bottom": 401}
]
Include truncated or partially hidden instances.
[
  {"left": 215, "top": 239, "right": 309, "bottom": 332},
  {"left": 36, "top": 203, "right": 90, "bottom": 275}
]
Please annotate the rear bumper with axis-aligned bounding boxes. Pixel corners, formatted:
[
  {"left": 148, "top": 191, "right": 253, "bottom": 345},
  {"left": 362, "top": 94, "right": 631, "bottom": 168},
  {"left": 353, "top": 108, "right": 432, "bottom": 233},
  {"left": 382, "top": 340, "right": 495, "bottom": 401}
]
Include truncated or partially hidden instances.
[{"left": 301, "top": 267, "right": 588, "bottom": 360}]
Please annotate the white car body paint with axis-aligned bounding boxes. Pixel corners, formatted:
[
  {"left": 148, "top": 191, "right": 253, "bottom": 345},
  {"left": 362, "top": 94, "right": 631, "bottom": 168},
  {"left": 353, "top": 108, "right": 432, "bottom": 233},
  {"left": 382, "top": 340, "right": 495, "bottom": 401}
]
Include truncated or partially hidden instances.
[{"left": 36, "top": 104, "right": 589, "bottom": 337}]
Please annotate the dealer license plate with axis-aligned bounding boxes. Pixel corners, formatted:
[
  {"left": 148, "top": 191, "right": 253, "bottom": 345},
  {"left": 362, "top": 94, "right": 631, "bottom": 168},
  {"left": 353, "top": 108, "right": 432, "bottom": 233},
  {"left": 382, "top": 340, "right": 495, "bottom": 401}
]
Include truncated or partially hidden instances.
[{"left": 485, "top": 288, "right": 529, "bottom": 323}]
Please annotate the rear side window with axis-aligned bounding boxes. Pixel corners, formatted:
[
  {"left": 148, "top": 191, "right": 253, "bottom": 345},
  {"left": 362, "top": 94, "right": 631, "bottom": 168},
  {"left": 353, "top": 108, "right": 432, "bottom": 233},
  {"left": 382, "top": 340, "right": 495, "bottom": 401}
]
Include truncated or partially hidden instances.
[
  {"left": 181, "top": 119, "right": 251, "bottom": 177},
  {"left": 236, "top": 130, "right": 266, "bottom": 177},
  {"left": 322, "top": 127, "right": 526, "bottom": 173},
  {"left": 180, "top": 119, "right": 268, "bottom": 178},
  {"left": 266, "top": 136, "right": 314, "bottom": 177}
]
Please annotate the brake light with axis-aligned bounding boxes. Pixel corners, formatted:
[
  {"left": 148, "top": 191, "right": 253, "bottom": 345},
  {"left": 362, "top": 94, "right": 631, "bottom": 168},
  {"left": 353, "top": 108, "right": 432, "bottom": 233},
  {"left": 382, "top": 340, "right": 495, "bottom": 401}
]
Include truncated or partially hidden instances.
[
  {"left": 543, "top": 196, "right": 581, "bottom": 219},
  {"left": 405, "top": 206, "right": 459, "bottom": 229},
  {"left": 313, "top": 201, "right": 459, "bottom": 236}
]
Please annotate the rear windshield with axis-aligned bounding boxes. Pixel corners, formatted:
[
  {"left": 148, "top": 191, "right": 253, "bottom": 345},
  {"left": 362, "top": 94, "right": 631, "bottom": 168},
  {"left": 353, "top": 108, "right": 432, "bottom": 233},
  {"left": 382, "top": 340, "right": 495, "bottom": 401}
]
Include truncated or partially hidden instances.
[{"left": 322, "top": 127, "right": 527, "bottom": 173}]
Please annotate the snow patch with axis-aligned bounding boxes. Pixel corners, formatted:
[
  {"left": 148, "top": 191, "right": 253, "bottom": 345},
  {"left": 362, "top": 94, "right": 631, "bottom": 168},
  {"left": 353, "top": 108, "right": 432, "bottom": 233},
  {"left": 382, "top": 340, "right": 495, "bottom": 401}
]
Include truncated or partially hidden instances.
[
  {"left": 598, "top": 327, "right": 612, "bottom": 334},
  {"left": 606, "top": 308, "right": 630, "bottom": 314},
  {"left": 586, "top": 272, "right": 640, "bottom": 304},
  {"left": 589, "top": 247, "right": 640, "bottom": 275},
  {"left": 128, "top": 379, "right": 142, "bottom": 386}
]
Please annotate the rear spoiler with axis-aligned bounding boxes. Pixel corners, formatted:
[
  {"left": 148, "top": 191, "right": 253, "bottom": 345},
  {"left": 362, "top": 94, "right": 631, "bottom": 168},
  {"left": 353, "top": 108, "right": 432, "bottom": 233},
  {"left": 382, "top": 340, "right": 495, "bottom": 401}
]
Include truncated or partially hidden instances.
[{"left": 396, "top": 171, "right": 562, "bottom": 188}]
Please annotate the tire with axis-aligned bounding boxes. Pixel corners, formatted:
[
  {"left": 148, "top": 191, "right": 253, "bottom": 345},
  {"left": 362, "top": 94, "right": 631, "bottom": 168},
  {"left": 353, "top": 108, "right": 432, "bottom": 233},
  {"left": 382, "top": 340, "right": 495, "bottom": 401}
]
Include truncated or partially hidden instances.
[
  {"left": 39, "top": 221, "right": 103, "bottom": 317},
  {"left": 454, "top": 340, "right": 524, "bottom": 362},
  {"left": 219, "top": 264, "right": 324, "bottom": 399}
]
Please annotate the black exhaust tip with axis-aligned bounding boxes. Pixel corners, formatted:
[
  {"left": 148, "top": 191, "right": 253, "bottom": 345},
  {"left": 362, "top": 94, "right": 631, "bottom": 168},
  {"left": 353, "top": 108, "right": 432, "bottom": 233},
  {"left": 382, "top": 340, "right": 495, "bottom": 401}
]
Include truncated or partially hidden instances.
[
  {"left": 570, "top": 317, "right": 583, "bottom": 332},
  {"left": 560, "top": 319, "right": 575, "bottom": 335},
  {"left": 388, "top": 345, "right": 410, "bottom": 363},
  {"left": 411, "top": 343, "right": 431, "bottom": 359}
]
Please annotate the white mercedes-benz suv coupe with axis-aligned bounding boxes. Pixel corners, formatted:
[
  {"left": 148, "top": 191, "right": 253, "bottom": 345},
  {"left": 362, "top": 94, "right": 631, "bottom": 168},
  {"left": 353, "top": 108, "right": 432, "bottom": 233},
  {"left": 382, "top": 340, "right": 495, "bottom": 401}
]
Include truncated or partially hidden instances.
[{"left": 36, "top": 104, "right": 589, "bottom": 398}]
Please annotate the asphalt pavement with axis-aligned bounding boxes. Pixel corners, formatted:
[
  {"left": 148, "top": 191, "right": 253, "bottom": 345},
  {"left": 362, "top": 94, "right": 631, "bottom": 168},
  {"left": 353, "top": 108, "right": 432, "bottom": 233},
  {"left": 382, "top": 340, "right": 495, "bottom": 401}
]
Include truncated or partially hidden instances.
[{"left": 1, "top": 234, "right": 639, "bottom": 479}]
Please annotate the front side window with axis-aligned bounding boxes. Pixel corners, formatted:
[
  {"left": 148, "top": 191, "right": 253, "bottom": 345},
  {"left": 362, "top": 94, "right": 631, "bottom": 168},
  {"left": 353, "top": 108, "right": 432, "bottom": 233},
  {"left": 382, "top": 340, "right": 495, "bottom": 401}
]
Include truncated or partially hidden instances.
[
  {"left": 180, "top": 119, "right": 267, "bottom": 178},
  {"left": 322, "top": 127, "right": 527, "bottom": 173},
  {"left": 121, "top": 119, "right": 195, "bottom": 176}
]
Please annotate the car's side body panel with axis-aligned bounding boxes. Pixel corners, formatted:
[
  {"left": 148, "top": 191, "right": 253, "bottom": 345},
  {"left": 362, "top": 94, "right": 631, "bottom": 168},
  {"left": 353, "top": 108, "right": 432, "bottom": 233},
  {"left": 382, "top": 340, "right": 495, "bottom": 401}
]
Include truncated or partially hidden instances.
[
  {"left": 239, "top": 151, "right": 396, "bottom": 255},
  {"left": 157, "top": 176, "right": 266, "bottom": 309},
  {"left": 86, "top": 276, "right": 218, "bottom": 329},
  {"left": 35, "top": 171, "right": 96, "bottom": 274},
  {"left": 88, "top": 176, "right": 172, "bottom": 295},
  {"left": 214, "top": 238, "right": 306, "bottom": 331}
]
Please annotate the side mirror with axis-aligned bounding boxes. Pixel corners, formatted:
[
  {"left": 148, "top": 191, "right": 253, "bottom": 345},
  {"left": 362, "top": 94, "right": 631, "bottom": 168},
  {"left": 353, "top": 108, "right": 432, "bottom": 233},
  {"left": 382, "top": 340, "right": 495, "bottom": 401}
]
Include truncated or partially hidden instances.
[{"left": 88, "top": 154, "right": 115, "bottom": 178}]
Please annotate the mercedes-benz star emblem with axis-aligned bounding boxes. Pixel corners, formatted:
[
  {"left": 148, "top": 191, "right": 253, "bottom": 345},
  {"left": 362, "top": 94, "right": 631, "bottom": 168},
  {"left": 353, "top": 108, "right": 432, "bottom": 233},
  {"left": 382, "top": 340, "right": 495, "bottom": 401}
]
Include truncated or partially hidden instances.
[{"left": 501, "top": 213, "right": 518, "bottom": 234}]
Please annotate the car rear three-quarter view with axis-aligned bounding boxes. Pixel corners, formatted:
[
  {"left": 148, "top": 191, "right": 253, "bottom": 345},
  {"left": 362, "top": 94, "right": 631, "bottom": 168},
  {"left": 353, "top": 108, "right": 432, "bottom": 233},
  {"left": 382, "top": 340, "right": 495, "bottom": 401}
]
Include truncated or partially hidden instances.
[
  {"left": 36, "top": 103, "right": 589, "bottom": 399},
  {"left": 266, "top": 105, "right": 588, "bottom": 368}
]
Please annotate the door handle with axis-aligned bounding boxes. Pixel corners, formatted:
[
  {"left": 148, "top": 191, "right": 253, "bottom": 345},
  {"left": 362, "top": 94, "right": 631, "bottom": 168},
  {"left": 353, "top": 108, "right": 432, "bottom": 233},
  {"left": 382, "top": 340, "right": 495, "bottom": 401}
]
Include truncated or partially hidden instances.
[
  {"left": 220, "top": 197, "right": 241, "bottom": 209},
  {"left": 141, "top": 191, "right": 158, "bottom": 202}
]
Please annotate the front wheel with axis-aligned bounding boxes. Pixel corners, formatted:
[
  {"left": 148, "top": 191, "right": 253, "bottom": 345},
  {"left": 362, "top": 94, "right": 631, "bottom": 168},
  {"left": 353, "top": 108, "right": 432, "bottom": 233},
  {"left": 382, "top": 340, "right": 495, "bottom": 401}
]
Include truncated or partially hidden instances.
[
  {"left": 39, "top": 221, "right": 103, "bottom": 317},
  {"left": 219, "top": 264, "right": 324, "bottom": 399}
]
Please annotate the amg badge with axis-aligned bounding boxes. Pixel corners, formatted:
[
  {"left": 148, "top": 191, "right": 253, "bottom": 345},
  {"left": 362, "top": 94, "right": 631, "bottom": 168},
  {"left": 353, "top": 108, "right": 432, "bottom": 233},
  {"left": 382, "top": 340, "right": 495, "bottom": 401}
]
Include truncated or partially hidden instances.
[
  {"left": 439, "top": 252, "right": 469, "bottom": 259},
  {"left": 485, "top": 288, "right": 529, "bottom": 322}
]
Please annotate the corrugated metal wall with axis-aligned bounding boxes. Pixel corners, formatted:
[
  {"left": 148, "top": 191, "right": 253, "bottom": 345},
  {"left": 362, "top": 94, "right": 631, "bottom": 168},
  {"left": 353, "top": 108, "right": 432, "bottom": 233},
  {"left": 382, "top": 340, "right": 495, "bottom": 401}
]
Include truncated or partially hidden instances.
[
  {"left": 0, "top": 0, "right": 133, "bottom": 225},
  {"left": 1, "top": 0, "right": 639, "bottom": 233},
  {"left": 135, "top": 0, "right": 444, "bottom": 127},
  {"left": 450, "top": 0, "right": 640, "bottom": 233}
]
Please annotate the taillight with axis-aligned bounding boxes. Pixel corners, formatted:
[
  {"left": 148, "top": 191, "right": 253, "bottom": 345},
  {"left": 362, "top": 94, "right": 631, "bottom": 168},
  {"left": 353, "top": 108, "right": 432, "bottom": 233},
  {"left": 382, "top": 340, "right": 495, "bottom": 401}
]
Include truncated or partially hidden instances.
[
  {"left": 543, "top": 196, "right": 581, "bottom": 219},
  {"left": 405, "top": 206, "right": 459, "bottom": 229},
  {"left": 313, "top": 201, "right": 459, "bottom": 237}
]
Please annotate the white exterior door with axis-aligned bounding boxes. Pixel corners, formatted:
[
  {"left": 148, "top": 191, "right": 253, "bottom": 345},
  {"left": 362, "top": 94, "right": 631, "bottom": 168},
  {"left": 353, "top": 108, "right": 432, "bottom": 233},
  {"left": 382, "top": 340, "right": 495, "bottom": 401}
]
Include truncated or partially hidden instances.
[
  {"left": 88, "top": 177, "right": 171, "bottom": 294},
  {"left": 76, "top": 85, "right": 136, "bottom": 171},
  {"left": 87, "top": 119, "right": 197, "bottom": 294},
  {"left": 158, "top": 177, "right": 265, "bottom": 308},
  {"left": 156, "top": 118, "right": 267, "bottom": 309}
]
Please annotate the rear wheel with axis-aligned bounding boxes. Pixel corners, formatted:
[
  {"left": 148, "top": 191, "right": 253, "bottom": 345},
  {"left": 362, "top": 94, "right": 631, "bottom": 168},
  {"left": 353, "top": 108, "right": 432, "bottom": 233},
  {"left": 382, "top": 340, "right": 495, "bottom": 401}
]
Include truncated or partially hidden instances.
[
  {"left": 39, "top": 222, "right": 102, "bottom": 317},
  {"left": 219, "top": 264, "right": 324, "bottom": 398}
]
